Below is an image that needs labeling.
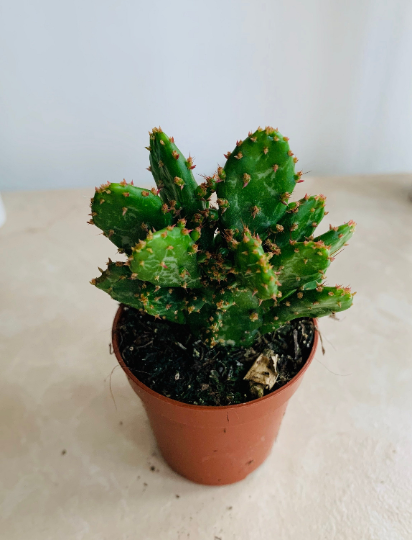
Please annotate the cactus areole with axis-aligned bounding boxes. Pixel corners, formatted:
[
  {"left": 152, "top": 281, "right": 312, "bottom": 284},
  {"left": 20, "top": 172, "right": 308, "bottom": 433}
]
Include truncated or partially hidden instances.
[{"left": 90, "top": 126, "right": 355, "bottom": 401}]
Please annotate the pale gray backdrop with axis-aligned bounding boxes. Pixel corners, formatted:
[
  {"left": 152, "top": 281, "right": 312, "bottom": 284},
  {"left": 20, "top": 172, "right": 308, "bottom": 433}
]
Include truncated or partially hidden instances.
[{"left": 1, "top": 0, "right": 411, "bottom": 191}]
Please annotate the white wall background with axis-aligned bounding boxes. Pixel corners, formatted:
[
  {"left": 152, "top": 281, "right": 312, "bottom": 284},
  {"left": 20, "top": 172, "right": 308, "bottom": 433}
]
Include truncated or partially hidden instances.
[{"left": 1, "top": 0, "right": 411, "bottom": 191}]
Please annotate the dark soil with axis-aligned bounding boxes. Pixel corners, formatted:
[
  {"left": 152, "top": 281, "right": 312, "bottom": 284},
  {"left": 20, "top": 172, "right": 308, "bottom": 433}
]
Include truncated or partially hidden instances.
[{"left": 117, "top": 306, "right": 315, "bottom": 406}]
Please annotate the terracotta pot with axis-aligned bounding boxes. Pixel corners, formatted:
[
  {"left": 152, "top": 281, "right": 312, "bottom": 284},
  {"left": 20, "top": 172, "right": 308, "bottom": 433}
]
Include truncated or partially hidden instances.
[{"left": 112, "top": 305, "right": 318, "bottom": 485}]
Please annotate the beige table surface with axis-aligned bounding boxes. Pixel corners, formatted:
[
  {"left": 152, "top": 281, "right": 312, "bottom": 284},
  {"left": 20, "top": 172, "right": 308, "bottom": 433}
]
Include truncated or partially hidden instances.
[{"left": 1, "top": 175, "right": 412, "bottom": 540}]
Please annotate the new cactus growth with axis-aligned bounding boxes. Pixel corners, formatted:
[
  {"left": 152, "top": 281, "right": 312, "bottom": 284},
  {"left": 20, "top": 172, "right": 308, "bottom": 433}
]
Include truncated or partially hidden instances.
[{"left": 90, "top": 126, "right": 356, "bottom": 348}]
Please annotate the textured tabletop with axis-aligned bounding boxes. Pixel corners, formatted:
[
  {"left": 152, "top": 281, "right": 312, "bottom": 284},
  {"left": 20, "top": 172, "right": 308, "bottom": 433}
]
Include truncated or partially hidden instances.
[{"left": 1, "top": 175, "right": 412, "bottom": 540}]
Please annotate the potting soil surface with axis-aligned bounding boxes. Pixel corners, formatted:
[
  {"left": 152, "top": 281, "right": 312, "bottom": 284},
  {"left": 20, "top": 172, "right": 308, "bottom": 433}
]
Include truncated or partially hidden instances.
[{"left": 117, "top": 305, "right": 315, "bottom": 405}]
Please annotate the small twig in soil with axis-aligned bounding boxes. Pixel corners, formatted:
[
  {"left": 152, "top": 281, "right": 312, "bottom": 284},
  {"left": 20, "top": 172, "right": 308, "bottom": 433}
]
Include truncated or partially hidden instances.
[
  {"left": 134, "top": 340, "right": 153, "bottom": 349},
  {"left": 134, "top": 369, "right": 152, "bottom": 376}
]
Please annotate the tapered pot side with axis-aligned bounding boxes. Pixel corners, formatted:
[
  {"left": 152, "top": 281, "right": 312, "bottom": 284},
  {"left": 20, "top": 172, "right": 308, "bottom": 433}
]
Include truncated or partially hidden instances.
[{"left": 112, "top": 305, "right": 319, "bottom": 485}]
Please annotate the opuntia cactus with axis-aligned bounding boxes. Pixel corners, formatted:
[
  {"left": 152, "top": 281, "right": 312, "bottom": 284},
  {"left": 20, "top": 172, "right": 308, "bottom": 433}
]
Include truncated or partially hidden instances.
[{"left": 90, "top": 126, "right": 356, "bottom": 347}]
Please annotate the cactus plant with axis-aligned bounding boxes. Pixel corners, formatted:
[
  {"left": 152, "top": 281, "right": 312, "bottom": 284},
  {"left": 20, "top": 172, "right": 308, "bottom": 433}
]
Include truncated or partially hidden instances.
[{"left": 90, "top": 126, "right": 355, "bottom": 348}]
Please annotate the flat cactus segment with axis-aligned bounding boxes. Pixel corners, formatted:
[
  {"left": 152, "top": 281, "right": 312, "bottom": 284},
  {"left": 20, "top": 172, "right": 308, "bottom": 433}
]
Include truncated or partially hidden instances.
[
  {"left": 92, "top": 261, "right": 131, "bottom": 294},
  {"left": 267, "top": 195, "right": 326, "bottom": 251},
  {"left": 91, "top": 182, "right": 172, "bottom": 253},
  {"left": 231, "top": 229, "right": 278, "bottom": 300},
  {"left": 212, "top": 301, "right": 262, "bottom": 347},
  {"left": 149, "top": 128, "right": 202, "bottom": 217},
  {"left": 314, "top": 221, "right": 356, "bottom": 254},
  {"left": 216, "top": 127, "right": 297, "bottom": 235},
  {"left": 129, "top": 223, "right": 201, "bottom": 288},
  {"left": 184, "top": 290, "right": 210, "bottom": 315},
  {"left": 261, "top": 286, "right": 354, "bottom": 333},
  {"left": 302, "top": 279, "right": 320, "bottom": 290},
  {"left": 273, "top": 241, "right": 331, "bottom": 291},
  {"left": 188, "top": 287, "right": 262, "bottom": 347},
  {"left": 92, "top": 262, "right": 187, "bottom": 323}
]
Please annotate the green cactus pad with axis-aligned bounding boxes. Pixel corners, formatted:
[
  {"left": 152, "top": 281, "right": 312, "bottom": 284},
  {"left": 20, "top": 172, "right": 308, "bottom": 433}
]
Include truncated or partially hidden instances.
[
  {"left": 92, "top": 262, "right": 187, "bottom": 323},
  {"left": 267, "top": 195, "right": 326, "bottom": 251},
  {"left": 231, "top": 229, "right": 278, "bottom": 300},
  {"left": 129, "top": 223, "right": 201, "bottom": 288},
  {"left": 302, "top": 279, "right": 321, "bottom": 291},
  {"left": 261, "top": 286, "right": 354, "bottom": 333},
  {"left": 188, "top": 287, "right": 262, "bottom": 347},
  {"left": 272, "top": 241, "right": 331, "bottom": 292},
  {"left": 149, "top": 128, "right": 202, "bottom": 217},
  {"left": 216, "top": 127, "right": 297, "bottom": 236},
  {"left": 314, "top": 221, "right": 356, "bottom": 255},
  {"left": 91, "top": 181, "right": 172, "bottom": 253}
]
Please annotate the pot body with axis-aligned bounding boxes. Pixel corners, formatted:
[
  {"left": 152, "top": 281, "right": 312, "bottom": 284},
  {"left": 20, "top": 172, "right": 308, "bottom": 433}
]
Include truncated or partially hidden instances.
[{"left": 112, "top": 306, "right": 318, "bottom": 485}]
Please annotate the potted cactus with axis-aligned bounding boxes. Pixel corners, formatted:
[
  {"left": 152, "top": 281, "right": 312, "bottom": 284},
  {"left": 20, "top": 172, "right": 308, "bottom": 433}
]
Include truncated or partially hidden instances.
[{"left": 89, "top": 126, "right": 355, "bottom": 485}]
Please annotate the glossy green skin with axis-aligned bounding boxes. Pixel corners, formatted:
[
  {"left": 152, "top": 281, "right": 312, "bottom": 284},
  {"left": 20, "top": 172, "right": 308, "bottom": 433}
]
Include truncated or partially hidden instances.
[
  {"left": 261, "top": 287, "right": 354, "bottom": 333},
  {"left": 214, "top": 289, "right": 262, "bottom": 347},
  {"left": 216, "top": 127, "right": 296, "bottom": 236},
  {"left": 314, "top": 222, "right": 356, "bottom": 254},
  {"left": 273, "top": 241, "right": 331, "bottom": 292},
  {"left": 149, "top": 129, "right": 202, "bottom": 217},
  {"left": 269, "top": 195, "right": 326, "bottom": 250},
  {"left": 93, "top": 262, "right": 187, "bottom": 323},
  {"left": 92, "top": 183, "right": 172, "bottom": 253},
  {"left": 90, "top": 126, "right": 356, "bottom": 347},
  {"left": 233, "top": 231, "right": 278, "bottom": 300},
  {"left": 188, "top": 287, "right": 262, "bottom": 347},
  {"left": 129, "top": 224, "right": 201, "bottom": 288}
]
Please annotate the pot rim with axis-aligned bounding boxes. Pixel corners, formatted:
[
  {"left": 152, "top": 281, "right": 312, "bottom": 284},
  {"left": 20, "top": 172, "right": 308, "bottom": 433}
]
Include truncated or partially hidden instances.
[{"left": 112, "top": 304, "right": 318, "bottom": 412}]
